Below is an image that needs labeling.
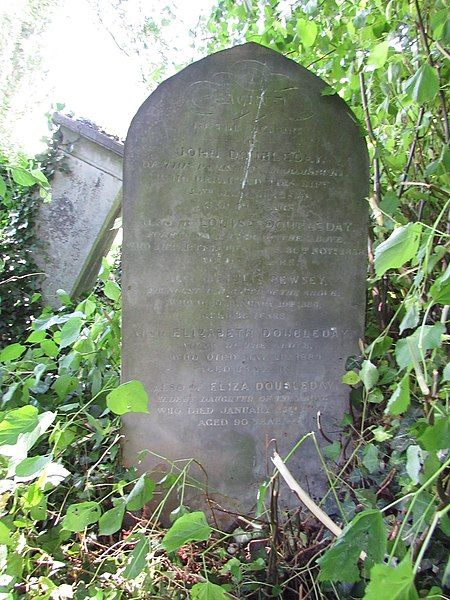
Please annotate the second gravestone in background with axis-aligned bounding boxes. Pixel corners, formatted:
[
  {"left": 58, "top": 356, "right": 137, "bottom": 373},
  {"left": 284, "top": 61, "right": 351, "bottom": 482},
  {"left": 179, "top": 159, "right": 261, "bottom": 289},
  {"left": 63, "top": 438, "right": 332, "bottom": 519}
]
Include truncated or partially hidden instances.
[{"left": 122, "top": 43, "right": 368, "bottom": 518}]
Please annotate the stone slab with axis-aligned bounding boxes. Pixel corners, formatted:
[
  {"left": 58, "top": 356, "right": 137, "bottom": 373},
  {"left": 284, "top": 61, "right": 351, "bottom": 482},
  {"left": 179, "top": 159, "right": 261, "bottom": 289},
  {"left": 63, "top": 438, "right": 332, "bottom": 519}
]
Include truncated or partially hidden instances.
[
  {"left": 33, "top": 114, "right": 123, "bottom": 307},
  {"left": 122, "top": 43, "right": 369, "bottom": 519}
]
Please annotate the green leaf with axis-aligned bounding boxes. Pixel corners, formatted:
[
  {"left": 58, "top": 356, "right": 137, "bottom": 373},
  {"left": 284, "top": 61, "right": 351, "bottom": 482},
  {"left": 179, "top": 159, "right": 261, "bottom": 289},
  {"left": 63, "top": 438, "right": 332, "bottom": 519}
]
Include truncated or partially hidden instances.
[
  {"left": 15, "top": 455, "right": 52, "bottom": 478},
  {"left": 342, "top": 371, "right": 360, "bottom": 385},
  {"left": 126, "top": 474, "right": 155, "bottom": 511},
  {"left": 123, "top": 534, "right": 149, "bottom": 579},
  {"left": 104, "top": 280, "right": 121, "bottom": 301},
  {"left": 362, "top": 444, "right": 379, "bottom": 474},
  {"left": 406, "top": 445, "right": 422, "bottom": 484},
  {"left": 418, "top": 416, "right": 450, "bottom": 451},
  {"left": 41, "top": 339, "right": 59, "bottom": 357},
  {"left": 324, "top": 440, "right": 341, "bottom": 460},
  {"left": 98, "top": 500, "right": 126, "bottom": 536},
  {"left": 106, "top": 381, "right": 149, "bottom": 415},
  {"left": 385, "top": 374, "right": 410, "bottom": 415},
  {"left": 404, "top": 63, "right": 439, "bottom": 104},
  {"left": 0, "top": 406, "right": 39, "bottom": 445},
  {"left": 0, "top": 343, "right": 26, "bottom": 362},
  {"left": 0, "top": 522, "right": 12, "bottom": 545},
  {"left": 368, "top": 41, "right": 389, "bottom": 69},
  {"left": 0, "top": 175, "right": 6, "bottom": 197},
  {"left": 443, "top": 363, "right": 450, "bottom": 382},
  {"left": 59, "top": 317, "right": 83, "bottom": 349},
  {"left": 190, "top": 582, "right": 228, "bottom": 600},
  {"left": 297, "top": 19, "right": 317, "bottom": 47},
  {"left": 364, "top": 555, "right": 419, "bottom": 599},
  {"left": 62, "top": 501, "right": 101, "bottom": 532},
  {"left": 399, "top": 304, "right": 420, "bottom": 334},
  {"left": 374, "top": 223, "right": 422, "bottom": 277},
  {"left": 429, "top": 264, "right": 450, "bottom": 305},
  {"left": 360, "top": 360, "right": 378, "bottom": 391},
  {"left": 317, "top": 509, "right": 386, "bottom": 582},
  {"left": 11, "top": 167, "right": 37, "bottom": 187},
  {"left": 395, "top": 324, "right": 444, "bottom": 370},
  {"left": 162, "top": 511, "right": 212, "bottom": 553}
]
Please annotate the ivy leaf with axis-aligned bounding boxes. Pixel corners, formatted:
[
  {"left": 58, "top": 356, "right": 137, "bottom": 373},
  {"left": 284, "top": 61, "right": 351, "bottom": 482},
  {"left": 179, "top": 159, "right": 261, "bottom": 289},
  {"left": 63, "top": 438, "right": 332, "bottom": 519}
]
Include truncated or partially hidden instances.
[
  {"left": 429, "top": 264, "right": 450, "bottom": 305},
  {"left": 162, "top": 511, "right": 211, "bottom": 553},
  {"left": 0, "top": 343, "right": 26, "bottom": 362},
  {"left": 364, "top": 554, "right": 419, "bottom": 600},
  {"left": 374, "top": 223, "right": 422, "bottom": 277},
  {"left": 297, "top": 19, "right": 317, "bottom": 47},
  {"left": 62, "top": 501, "right": 101, "bottom": 532},
  {"left": 404, "top": 63, "right": 439, "bottom": 104},
  {"left": 98, "top": 499, "right": 126, "bottom": 536},
  {"left": 190, "top": 582, "right": 228, "bottom": 600},
  {"left": 362, "top": 444, "right": 379, "bottom": 474},
  {"left": 395, "top": 324, "right": 444, "bottom": 370},
  {"left": 368, "top": 41, "right": 389, "bottom": 69},
  {"left": 106, "top": 381, "right": 149, "bottom": 415},
  {"left": 59, "top": 317, "right": 83, "bottom": 349},
  {"left": 360, "top": 360, "right": 378, "bottom": 391},
  {"left": 406, "top": 445, "right": 423, "bottom": 484},
  {"left": 123, "top": 534, "right": 149, "bottom": 579},
  {"left": 126, "top": 474, "right": 155, "bottom": 511},
  {"left": 0, "top": 406, "right": 39, "bottom": 445},
  {"left": 317, "top": 509, "right": 386, "bottom": 582},
  {"left": 385, "top": 374, "right": 410, "bottom": 415}
]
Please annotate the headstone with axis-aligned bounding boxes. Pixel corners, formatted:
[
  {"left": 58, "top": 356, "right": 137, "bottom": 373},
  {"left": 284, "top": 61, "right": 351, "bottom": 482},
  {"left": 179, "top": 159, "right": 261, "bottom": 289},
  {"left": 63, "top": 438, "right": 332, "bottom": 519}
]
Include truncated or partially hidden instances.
[
  {"left": 34, "top": 114, "right": 123, "bottom": 307},
  {"left": 122, "top": 43, "right": 368, "bottom": 519}
]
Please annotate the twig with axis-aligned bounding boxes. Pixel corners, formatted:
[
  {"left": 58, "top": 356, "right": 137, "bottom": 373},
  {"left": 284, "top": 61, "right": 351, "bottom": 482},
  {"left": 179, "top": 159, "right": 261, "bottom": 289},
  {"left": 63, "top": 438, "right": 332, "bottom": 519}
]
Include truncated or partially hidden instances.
[
  {"left": 271, "top": 452, "right": 367, "bottom": 562},
  {"left": 316, "top": 411, "right": 334, "bottom": 444},
  {"left": 415, "top": 0, "right": 450, "bottom": 142},
  {"left": 0, "top": 272, "right": 45, "bottom": 286},
  {"left": 398, "top": 108, "right": 425, "bottom": 199},
  {"left": 359, "top": 71, "right": 382, "bottom": 215}
]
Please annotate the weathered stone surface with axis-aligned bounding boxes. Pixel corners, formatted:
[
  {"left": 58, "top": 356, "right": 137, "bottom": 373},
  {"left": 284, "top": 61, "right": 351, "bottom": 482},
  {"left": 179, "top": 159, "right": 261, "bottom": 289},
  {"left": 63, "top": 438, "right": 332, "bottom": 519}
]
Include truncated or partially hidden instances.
[
  {"left": 122, "top": 43, "right": 368, "bottom": 519},
  {"left": 34, "top": 114, "right": 123, "bottom": 307}
]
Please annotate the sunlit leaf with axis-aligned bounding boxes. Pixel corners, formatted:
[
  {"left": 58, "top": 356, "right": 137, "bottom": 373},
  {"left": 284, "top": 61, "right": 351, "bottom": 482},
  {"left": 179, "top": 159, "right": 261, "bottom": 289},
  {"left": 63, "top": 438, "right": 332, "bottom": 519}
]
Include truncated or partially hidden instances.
[
  {"left": 296, "top": 19, "right": 317, "bottom": 47},
  {"left": 368, "top": 41, "right": 389, "bottom": 69},
  {"left": 385, "top": 374, "right": 410, "bottom": 415},
  {"left": 99, "top": 499, "right": 126, "bottom": 536},
  {"left": 404, "top": 63, "right": 439, "bottom": 104},
  {"left": 162, "top": 511, "right": 211, "bottom": 553},
  {"left": 59, "top": 317, "right": 83, "bottom": 349},
  {"left": 126, "top": 474, "right": 155, "bottom": 511},
  {"left": 190, "top": 582, "right": 228, "bottom": 600},
  {"left": 364, "top": 554, "right": 419, "bottom": 599},
  {"left": 106, "top": 381, "right": 149, "bottom": 415},
  {"left": 0, "top": 406, "right": 39, "bottom": 446},
  {"left": 123, "top": 533, "right": 149, "bottom": 579},
  {"left": 374, "top": 223, "right": 422, "bottom": 277},
  {"left": 0, "top": 343, "right": 26, "bottom": 362},
  {"left": 62, "top": 501, "right": 101, "bottom": 532}
]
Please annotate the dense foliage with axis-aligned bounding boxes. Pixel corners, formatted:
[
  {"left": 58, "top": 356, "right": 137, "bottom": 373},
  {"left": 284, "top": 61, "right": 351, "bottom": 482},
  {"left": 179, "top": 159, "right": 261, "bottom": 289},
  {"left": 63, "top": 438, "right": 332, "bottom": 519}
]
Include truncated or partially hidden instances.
[{"left": 0, "top": 0, "right": 449, "bottom": 598}]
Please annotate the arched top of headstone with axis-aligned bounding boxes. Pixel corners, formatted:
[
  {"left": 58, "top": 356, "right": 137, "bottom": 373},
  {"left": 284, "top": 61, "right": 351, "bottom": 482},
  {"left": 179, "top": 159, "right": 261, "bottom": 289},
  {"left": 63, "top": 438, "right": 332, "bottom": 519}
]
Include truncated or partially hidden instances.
[{"left": 125, "top": 42, "right": 367, "bottom": 182}]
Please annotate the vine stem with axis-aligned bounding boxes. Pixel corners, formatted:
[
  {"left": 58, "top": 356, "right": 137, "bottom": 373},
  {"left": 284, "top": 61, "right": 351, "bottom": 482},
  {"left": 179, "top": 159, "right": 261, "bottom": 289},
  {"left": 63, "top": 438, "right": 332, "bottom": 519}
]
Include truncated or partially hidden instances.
[
  {"left": 413, "top": 503, "right": 450, "bottom": 574},
  {"left": 414, "top": 0, "right": 450, "bottom": 143}
]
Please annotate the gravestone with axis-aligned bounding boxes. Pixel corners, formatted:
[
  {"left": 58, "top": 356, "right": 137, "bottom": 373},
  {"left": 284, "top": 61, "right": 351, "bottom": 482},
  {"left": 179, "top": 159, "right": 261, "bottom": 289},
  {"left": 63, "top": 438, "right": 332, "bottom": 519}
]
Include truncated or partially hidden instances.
[
  {"left": 34, "top": 114, "right": 123, "bottom": 307},
  {"left": 122, "top": 43, "right": 368, "bottom": 519}
]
